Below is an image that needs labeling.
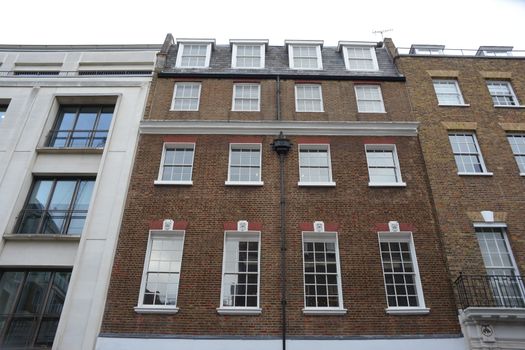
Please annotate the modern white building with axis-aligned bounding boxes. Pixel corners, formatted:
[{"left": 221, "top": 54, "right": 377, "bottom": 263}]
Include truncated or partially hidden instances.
[{"left": 0, "top": 44, "right": 159, "bottom": 349}]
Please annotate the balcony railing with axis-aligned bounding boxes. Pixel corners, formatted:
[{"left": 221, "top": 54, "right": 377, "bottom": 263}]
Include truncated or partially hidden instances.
[
  {"left": 0, "top": 70, "right": 153, "bottom": 77},
  {"left": 454, "top": 274, "right": 525, "bottom": 309},
  {"left": 46, "top": 128, "right": 108, "bottom": 148}
]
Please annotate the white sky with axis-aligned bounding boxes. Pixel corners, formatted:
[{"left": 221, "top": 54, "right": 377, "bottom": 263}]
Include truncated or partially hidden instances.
[{"left": 2, "top": 0, "right": 525, "bottom": 50}]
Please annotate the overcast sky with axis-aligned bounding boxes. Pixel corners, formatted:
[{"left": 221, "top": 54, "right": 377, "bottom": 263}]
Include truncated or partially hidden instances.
[{"left": 2, "top": 0, "right": 524, "bottom": 50}]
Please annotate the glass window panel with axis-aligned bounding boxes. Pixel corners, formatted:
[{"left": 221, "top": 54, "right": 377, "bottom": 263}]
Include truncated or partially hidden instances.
[
  {"left": 56, "top": 110, "right": 77, "bottom": 131},
  {"left": 379, "top": 237, "right": 422, "bottom": 308},
  {"left": 449, "top": 133, "right": 486, "bottom": 173},
  {"left": 0, "top": 272, "right": 24, "bottom": 314},
  {"left": 27, "top": 180, "right": 53, "bottom": 210},
  {"left": 16, "top": 272, "right": 51, "bottom": 314},
  {"left": 48, "top": 181, "right": 76, "bottom": 211}
]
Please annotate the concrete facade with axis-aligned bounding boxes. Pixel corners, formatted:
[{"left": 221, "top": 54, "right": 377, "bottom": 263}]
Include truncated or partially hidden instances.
[{"left": 0, "top": 45, "right": 159, "bottom": 349}]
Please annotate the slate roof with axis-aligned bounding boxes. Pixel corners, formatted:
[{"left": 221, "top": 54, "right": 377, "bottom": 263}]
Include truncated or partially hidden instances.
[{"left": 161, "top": 44, "right": 403, "bottom": 79}]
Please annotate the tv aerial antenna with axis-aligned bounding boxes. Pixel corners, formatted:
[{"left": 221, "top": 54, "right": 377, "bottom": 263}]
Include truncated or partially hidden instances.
[{"left": 372, "top": 29, "right": 393, "bottom": 40}]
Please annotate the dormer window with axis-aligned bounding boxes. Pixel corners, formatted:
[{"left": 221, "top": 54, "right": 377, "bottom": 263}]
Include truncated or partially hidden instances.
[
  {"left": 476, "top": 46, "right": 513, "bottom": 57},
  {"left": 230, "top": 40, "right": 267, "bottom": 69},
  {"left": 409, "top": 45, "right": 445, "bottom": 55},
  {"left": 338, "top": 42, "right": 378, "bottom": 71},
  {"left": 285, "top": 40, "right": 323, "bottom": 70},
  {"left": 175, "top": 39, "right": 214, "bottom": 68}
]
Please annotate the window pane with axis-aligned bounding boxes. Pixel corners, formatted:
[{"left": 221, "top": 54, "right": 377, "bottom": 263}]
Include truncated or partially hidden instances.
[
  {"left": 49, "top": 105, "right": 114, "bottom": 148},
  {"left": 355, "top": 86, "right": 384, "bottom": 112},
  {"left": 449, "top": 133, "right": 485, "bottom": 173},
  {"left": 380, "top": 238, "right": 420, "bottom": 307},
  {"left": 0, "top": 270, "right": 71, "bottom": 349},
  {"left": 0, "top": 272, "right": 24, "bottom": 314},
  {"left": 221, "top": 236, "right": 260, "bottom": 308},
  {"left": 161, "top": 146, "right": 195, "bottom": 182},
  {"left": 18, "top": 178, "right": 95, "bottom": 235},
  {"left": 303, "top": 238, "right": 341, "bottom": 308},
  {"left": 173, "top": 83, "right": 200, "bottom": 111},
  {"left": 142, "top": 235, "right": 184, "bottom": 306},
  {"left": 229, "top": 146, "right": 261, "bottom": 182}
]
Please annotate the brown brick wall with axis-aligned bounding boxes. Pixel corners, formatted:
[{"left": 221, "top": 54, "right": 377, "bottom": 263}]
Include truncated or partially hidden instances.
[
  {"left": 395, "top": 56, "right": 525, "bottom": 277},
  {"left": 101, "top": 134, "right": 460, "bottom": 336},
  {"left": 144, "top": 77, "right": 413, "bottom": 122}
]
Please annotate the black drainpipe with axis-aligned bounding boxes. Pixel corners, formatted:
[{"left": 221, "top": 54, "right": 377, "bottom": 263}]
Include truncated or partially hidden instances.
[
  {"left": 271, "top": 133, "right": 292, "bottom": 350},
  {"left": 276, "top": 75, "right": 281, "bottom": 120}
]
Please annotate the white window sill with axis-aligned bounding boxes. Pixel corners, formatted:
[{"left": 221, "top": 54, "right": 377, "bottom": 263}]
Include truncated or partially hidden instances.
[
  {"left": 225, "top": 181, "right": 264, "bottom": 186},
  {"left": 134, "top": 306, "right": 179, "bottom": 314},
  {"left": 386, "top": 307, "right": 430, "bottom": 315},
  {"left": 298, "top": 181, "right": 336, "bottom": 187},
  {"left": 154, "top": 180, "right": 193, "bottom": 186},
  {"left": 232, "top": 109, "right": 261, "bottom": 112},
  {"left": 357, "top": 111, "right": 387, "bottom": 114},
  {"left": 494, "top": 105, "right": 525, "bottom": 109},
  {"left": 216, "top": 307, "right": 262, "bottom": 315},
  {"left": 175, "top": 65, "right": 210, "bottom": 69},
  {"left": 457, "top": 172, "right": 493, "bottom": 176},
  {"left": 290, "top": 67, "right": 322, "bottom": 71},
  {"left": 3, "top": 233, "right": 81, "bottom": 241},
  {"left": 231, "top": 66, "right": 264, "bottom": 70},
  {"left": 347, "top": 68, "right": 379, "bottom": 72},
  {"left": 368, "top": 182, "right": 407, "bottom": 187},
  {"left": 169, "top": 109, "right": 200, "bottom": 112},
  {"left": 295, "top": 110, "right": 325, "bottom": 113},
  {"left": 302, "top": 308, "right": 348, "bottom": 315},
  {"left": 520, "top": 173, "right": 525, "bottom": 177},
  {"left": 438, "top": 103, "right": 470, "bottom": 107}
]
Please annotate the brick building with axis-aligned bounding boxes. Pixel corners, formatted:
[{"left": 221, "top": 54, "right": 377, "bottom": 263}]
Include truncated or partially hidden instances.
[
  {"left": 97, "top": 35, "right": 464, "bottom": 350},
  {"left": 0, "top": 44, "right": 159, "bottom": 349},
  {"left": 386, "top": 40, "right": 525, "bottom": 349}
]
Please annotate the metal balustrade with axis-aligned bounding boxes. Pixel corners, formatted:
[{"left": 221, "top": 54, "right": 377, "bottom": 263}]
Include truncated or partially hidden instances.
[{"left": 454, "top": 274, "right": 525, "bottom": 309}]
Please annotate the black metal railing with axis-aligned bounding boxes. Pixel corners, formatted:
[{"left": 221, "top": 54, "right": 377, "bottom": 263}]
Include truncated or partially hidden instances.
[
  {"left": 16, "top": 209, "right": 87, "bottom": 235},
  {"left": 454, "top": 274, "right": 525, "bottom": 309},
  {"left": 46, "top": 129, "right": 108, "bottom": 148}
]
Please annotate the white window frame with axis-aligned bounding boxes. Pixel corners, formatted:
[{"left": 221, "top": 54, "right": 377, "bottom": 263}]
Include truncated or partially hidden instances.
[
  {"left": 170, "top": 82, "right": 202, "bottom": 111},
  {"left": 217, "top": 230, "right": 262, "bottom": 315},
  {"left": 154, "top": 142, "right": 195, "bottom": 185},
  {"left": 302, "top": 231, "right": 346, "bottom": 315},
  {"left": 231, "top": 41, "right": 266, "bottom": 69},
  {"left": 365, "top": 144, "right": 406, "bottom": 187},
  {"left": 432, "top": 79, "right": 468, "bottom": 106},
  {"left": 448, "top": 132, "right": 492, "bottom": 176},
  {"left": 378, "top": 231, "right": 429, "bottom": 315},
  {"left": 342, "top": 45, "right": 379, "bottom": 72},
  {"left": 226, "top": 143, "right": 264, "bottom": 186},
  {"left": 287, "top": 44, "right": 323, "bottom": 70},
  {"left": 355, "top": 85, "right": 386, "bottom": 113},
  {"left": 175, "top": 41, "right": 213, "bottom": 68},
  {"left": 135, "top": 230, "right": 186, "bottom": 314},
  {"left": 486, "top": 81, "right": 520, "bottom": 107},
  {"left": 232, "top": 83, "right": 261, "bottom": 112},
  {"left": 298, "top": 144, "right": 336, "bottom": 187},
  {"left": 507, "top": 134, "right": 525, "bottom": 176},
  {"left": 294, "top": 84, "right": 324, "bottom": 113},
  {"left": 474, "top": 225, "right": 525, "bottom": 306}
]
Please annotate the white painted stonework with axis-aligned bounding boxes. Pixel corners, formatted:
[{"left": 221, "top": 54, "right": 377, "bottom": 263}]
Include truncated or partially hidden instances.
[
  {"left": 459, "top": 308, "right": 525, "bottom": 350},
  {"left": 96, "top": 336, "right": 467, "bottom": 350},
  {"left": 0, "top": 45, "right": 159, "bottom": 350}
]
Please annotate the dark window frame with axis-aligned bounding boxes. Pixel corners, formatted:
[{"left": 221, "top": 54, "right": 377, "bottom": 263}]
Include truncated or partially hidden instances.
[
  {"left": 16, "top": 177, "right": 96, "bottom": 235},
  {"left": 0, "top": 269, "right": 72, "bottom": 349},
  {"left": 47, "top": 104, "right": 114, "bottom": 148},
  {"left": 0, "top": 104, "right": 8, "bottom": 123}
]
